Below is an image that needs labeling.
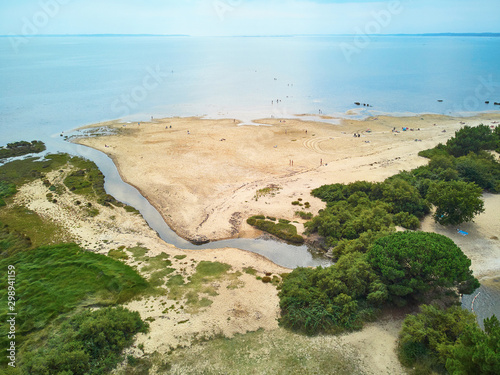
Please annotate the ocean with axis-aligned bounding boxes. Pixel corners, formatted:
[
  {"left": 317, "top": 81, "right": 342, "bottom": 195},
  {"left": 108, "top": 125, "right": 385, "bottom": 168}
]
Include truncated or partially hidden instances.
[{"left": 1, "top": 35, "right": 499, "bottom": 149}]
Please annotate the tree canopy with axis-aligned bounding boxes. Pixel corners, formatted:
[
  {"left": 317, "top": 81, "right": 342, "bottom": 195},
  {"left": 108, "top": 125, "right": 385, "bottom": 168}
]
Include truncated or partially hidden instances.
[
  {"left": 367, "top": 232, "right": 479, "bottom": 305},
  {"left": 446, "top": 315, "right": 500, "bottom": 375},
  {"left": 427, "top": 180, "right": 484, "bottom": 225},
  {"left": 445, "top": 124, "right": 498, "bottom": 157},
  {"left": 278, "top": 252, "right": 387, "bottom": 335}
]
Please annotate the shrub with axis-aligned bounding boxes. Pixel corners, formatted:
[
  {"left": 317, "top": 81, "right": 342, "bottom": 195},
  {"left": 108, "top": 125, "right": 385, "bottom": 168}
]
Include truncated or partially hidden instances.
[
  {"left": 295, "top": 211, "right": 313, "bottom": 220},
  {"left": 0, "top": 140, "right": 46, "bottom": 159},
  {"left": 397, "top": 304, "right": 477, "bottom": 373},
  {"left": 23, "top": 306, "right": 149, "bottom": 374},
  {"left": 427, "top": 180, "right": 484, "bottom": 225},
  {"left": 445, "top": 124, "right": 497, "bottom": 157},
  {"left": 247, "top": 217, "right": 304, "bottom": 244},
  {"left": 279, "top": 252, "right": 386, "bottom": 335},
  {"left": 393, "top": 212, "right": 420, "bottom": 230},
  {"left": 446, "top": 315, "right": 500, "bottom": 374},
  {"left": 368, "top": 232, "right": 479, "bottom": 305}
]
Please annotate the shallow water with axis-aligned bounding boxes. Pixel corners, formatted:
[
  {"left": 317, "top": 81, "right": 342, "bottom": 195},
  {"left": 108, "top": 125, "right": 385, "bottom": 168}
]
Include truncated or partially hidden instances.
[{"left": 462, "top": 277, "right": 500, "bottom": 328}]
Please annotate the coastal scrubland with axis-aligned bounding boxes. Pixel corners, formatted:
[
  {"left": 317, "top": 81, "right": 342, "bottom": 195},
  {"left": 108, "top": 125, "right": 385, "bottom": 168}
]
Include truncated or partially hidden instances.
[{"left": 1, "top": 114, "right": 499, "bottom": 374}]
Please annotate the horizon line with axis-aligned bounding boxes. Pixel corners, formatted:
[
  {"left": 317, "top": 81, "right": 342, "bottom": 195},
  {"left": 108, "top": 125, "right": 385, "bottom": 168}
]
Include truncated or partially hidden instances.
[{"left": 1, "top": 32, "right": 500, "bottom": 38}]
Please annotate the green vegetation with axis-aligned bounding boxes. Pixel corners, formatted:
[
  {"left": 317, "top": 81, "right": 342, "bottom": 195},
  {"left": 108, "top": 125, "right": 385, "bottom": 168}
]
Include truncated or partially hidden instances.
[
  {"left": 305, "top": 179, "right": 427, "bottom": 257},
  {"left": 279, "top": 252, "right": 385, "bottom": 335},
  {"left": 0, "top": 205, "right": 72, "bottom": 248},
  {"left": 398, "top": 304, "right": 500, "bottom": 375},
  {"left": 0, "top": 140, "right": 46, "bottom": 159},
  {"left": 0, "top": 222, "right": 32, "bottom": 259},
  {"left": 303, "top": 125, "right": 500, "bottom": 258},
  {"left": 23, "top": 306, "right": 149, "bottom": 374},
  {"left": 427, "top": 180, "right": 485, "bottom": 225},
  {"left": 166, "top": 261, "right": 232, "bottom": 312},
  {"left": 416, "top": 125, "right": 500, "bottom": 193},
  {"left": 247, "top": 215, "right": 305, "bottom": 244},
  {"left": 254, "top": 184, "right": 281, "bottom": 200},
  {"left": 368, "top": 232, "right": 479, "bottom": 306},
  {"left": 445, "top": 124, "right": 499, "bottom": 157},
  {"left": 0, "top": 181, "right": 16, "bottom": 207},
  {"left": 155, "top": 328, "right": 361, "bottom": 375},
  {"left": 279, "top": 232, "right": 479, "bottom": 335},
  {"left": 446, "top": 315, "right": 500, "bottom": 375},
  {"left": 296, "top": 211, "right": 313, "bottom": 220},
  {"left": 108, "top": 248, "right": 129, "bottom": 260},
  {"left": 0, "top": 243, "right": 148, "bottom": 348},
  {"left": 0, "top": 152, "right": 132, "bottom": 213}
]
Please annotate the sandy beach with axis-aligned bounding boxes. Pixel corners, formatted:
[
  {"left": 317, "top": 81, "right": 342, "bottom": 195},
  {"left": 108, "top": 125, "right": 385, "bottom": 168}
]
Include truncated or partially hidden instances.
[{"left": 74, "top": 113, "right": 500, "bottom": 250}]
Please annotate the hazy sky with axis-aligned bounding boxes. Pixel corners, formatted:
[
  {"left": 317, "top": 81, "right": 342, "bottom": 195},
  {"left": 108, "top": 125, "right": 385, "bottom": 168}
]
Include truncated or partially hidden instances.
[{"left": 1, "top": 0, "right": 499, "bottom": 36}]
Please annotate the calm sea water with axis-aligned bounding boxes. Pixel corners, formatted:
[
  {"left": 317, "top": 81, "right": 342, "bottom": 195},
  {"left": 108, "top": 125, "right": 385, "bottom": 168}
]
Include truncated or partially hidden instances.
[{"left": 1, "top": 35, "right": 499, "bottom": 149}]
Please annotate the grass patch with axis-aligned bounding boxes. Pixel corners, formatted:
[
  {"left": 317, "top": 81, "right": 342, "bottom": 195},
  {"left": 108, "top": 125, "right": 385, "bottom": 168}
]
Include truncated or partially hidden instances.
[
  {"left": 243, "top": 266, "right": 257, "bottom": 275},
  {"left": 161, "top": 328, "right": 361, "bottom": 375},
  {"left": 247, "top": 215, "right": 305, "bottom": 244},
  {"left": 129, "top": 246, "right": 149, "bottom": 261},
  {"left": 295, "top": 211, "right": 313, "bottom": 220},
  {"left": 149, "top": 268, "right": 176, "bottom": 287},
  {"left": 108, "top": 248, "right": 129, "bottom": 260},
  {"left": 124, "top": 205, "right": 140, "bottom": 214},
  {"left": 254, "top": 184, "right": 281, "bottom": 201},
  {"left": 0, "top": 243, "right": 148, "bottom": 367},
  {"left": 140, "top": 252, "right": 172, "bottom": 273},
  {"left": 0, "top": 205, "right": 72, "bottom": 247},
  {"left": 174, "top": 254, "right": 187, "bottom": 260},
  {"left": 165, "top": 261, "right": 232, "bottom": 310}
]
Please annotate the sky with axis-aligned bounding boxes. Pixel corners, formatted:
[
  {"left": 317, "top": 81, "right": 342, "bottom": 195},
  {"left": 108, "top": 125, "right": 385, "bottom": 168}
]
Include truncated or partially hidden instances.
[{"left": 1, "top": 0, "right": 499, "bottom": 37}]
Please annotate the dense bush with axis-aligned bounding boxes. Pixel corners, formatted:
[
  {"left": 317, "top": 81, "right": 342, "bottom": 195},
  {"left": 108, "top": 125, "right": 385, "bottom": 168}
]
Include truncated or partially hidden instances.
[
  {"left": 397, "top": 304, "right": 477, "bottom": 373},
  {"left": 445, "top": 124, "right": 498, "bottom": 157},
  {"left": 23, "top": 306, "right": 149, "bottom": 374},
  {"left": 446, "top": 315, "right": 500, "bottom": 374},
  {"left": 398, "top": 304, "right": 500, "bottom": 375},
  {"left": 247, "top": 215, "right": 304, "bottom": 244},
  {"left": 279, "top": 252, "right": 386, "bottom": 335},
  {"left": 0, "top": 140, "right": 46, "bottom": 159},
  {"left": 367, "top": 232, "right": 479, "bottom": 306},
  {"left": 427, "top": 180, "right": 484, "bottom": 225}
]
